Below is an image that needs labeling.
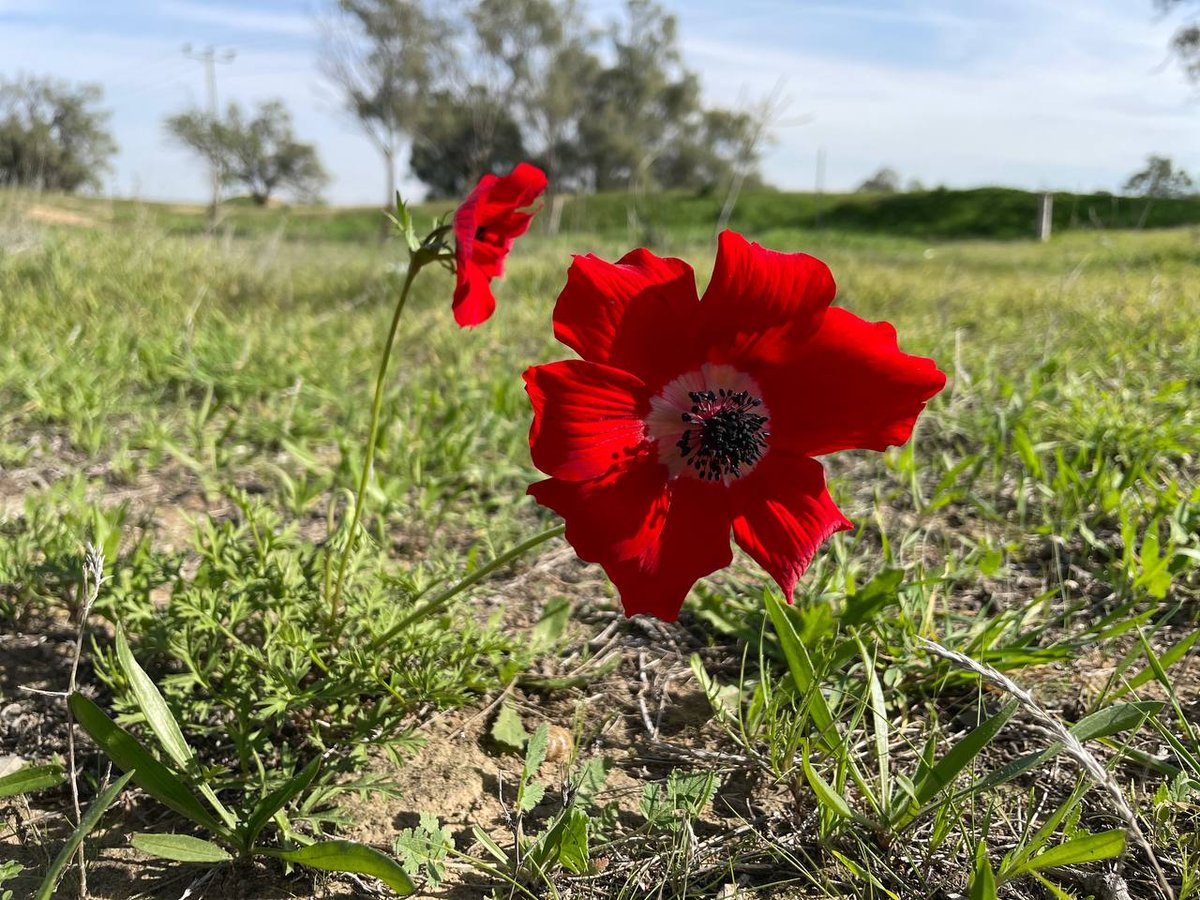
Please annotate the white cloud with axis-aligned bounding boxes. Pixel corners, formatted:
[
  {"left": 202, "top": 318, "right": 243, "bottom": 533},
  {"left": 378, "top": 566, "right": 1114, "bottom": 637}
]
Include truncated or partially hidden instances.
[{"left": 681, "top": 0, "right": 1199, "bottom": 192}]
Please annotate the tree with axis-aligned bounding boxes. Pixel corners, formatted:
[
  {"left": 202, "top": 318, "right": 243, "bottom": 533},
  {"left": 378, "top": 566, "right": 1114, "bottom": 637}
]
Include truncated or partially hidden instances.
[
  {"left": 568, "top": 0, "right": 759, "bottom": 194},
  {"left": 1124, "top": 155, "right": 1194, "bottom": 197},
  {"left": 1157, "top": 0, "right": 1200, "bottom": 80},
  {"left": 322, "top": 0, "right": 454, "bottom": 209},
  {"left": 0, "top": 75, "right": 116, "bottom": 192},
  {"left": 857, "top": 167, "right": 902, "bottom": 193},
  {"left": 408, "top": 88, "right": 527, "bottom": 198},
  {"left": 166, "top": 100, "right": 327, "bottom": 205},
  {"left": 469, "top": 0, "right": 598, "bottom": 190},
  {"left": 1123, "top": 154, "right": 1194, "bottom": 228}
]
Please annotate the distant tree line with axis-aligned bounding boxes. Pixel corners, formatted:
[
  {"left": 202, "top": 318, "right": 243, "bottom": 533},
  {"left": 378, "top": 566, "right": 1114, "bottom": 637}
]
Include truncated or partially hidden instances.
[{"left": 323, "top": 0, "right": 769, "bottom": 202}]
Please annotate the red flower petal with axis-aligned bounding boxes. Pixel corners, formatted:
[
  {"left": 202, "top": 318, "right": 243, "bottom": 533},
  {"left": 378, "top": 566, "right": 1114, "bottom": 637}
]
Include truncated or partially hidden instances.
[
  {"left": 452, "top": 175, "right": 496, "bottom": 276},
  {"left": 475, "top": 162, "right": 548, "bottom": 228},
  {"left": 528, "top": 459, "right": 669, "bottom": 565},
  {"left": 700, "top": 230, "right": 837, "bottom": 366},
  {"left": 764, "top": 308, "right": 947, "bottom": 457},
  {"left": 604, "top": 478, "right": 733, "bottom": 620},
  {"left": 452, "top": 163, "right": 547, "bottom": 327},
  {"left": 552, "top": 250, "right": 702, "bottom": 391},
  {"left": 452, "top": 263, "right": 496, "bottom": 328},
  {"left": 524, "top": 360, "right": 648, "bottom": 481},
  {"left": 730, "top": 453, "right": 852, "bottom": 603},
  {"left": 531, "top": 471, "right": 732, "bottom": 621}
]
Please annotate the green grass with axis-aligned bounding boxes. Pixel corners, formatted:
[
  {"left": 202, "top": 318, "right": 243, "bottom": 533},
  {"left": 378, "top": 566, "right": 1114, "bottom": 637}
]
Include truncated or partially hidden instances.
[
  {"left": 8, "top": 183, "right": 1199, "bottom": 245},
  {"left": 1, "top": 200, "right": 1199, "bottom": 898}
]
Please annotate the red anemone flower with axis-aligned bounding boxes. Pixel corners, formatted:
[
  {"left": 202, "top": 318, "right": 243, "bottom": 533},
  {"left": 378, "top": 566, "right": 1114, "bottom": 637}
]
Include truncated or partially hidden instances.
[
  {"left": 452, "top": 162, "right": 548, "bottom": 328},
  {"left": 524, "top": 231, "right": 947, "bottom": 621}
]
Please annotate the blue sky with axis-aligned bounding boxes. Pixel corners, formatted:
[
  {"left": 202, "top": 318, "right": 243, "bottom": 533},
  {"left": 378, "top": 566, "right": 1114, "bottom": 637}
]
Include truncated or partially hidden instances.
[{"left": 1, "top": 0, "right": 1196, "bottom": 204}]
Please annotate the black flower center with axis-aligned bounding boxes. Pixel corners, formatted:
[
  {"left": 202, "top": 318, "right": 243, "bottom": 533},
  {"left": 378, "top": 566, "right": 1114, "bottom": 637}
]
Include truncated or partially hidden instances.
[{"left": 677, "top": 388, "right": 770, "bottom": 481}]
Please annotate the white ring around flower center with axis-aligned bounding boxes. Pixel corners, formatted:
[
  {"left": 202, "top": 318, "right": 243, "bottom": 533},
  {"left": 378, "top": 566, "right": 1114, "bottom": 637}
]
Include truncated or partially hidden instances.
[{"left": 645, "top": 364, "right": 771, "bottom": 483}]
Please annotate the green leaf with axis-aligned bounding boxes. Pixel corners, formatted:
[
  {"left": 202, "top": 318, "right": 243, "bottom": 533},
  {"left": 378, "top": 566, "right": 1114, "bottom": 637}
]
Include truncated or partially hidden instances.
[
  {"left": 0, "top": 763, "right": 65, "bottom": 799},
  {"left": 1071, "top": 701, "right": 1163, "bottom": 742},
  {"left": 514, "top": 725, "right": 551, "bottom": 814},
  {"left": 243, "top": 753, "right": 323, "bottom": 851},
  {"left": 912, "top": 701, "right": 1018, "bottom": 806},
  {"left": 393, "top": 813, "right": 453, "bottom": 889},
  {"left": 968, "top": 842, "right": 998, "bottom": 900},
  {"left": 802, "top": 744, "right": 854, "bottom": 821},
  {"left": 557, "top": 808, "right": 590, "bottom": 875},
  {"left": 1012, "top": 426, "right": 1042, "bottom": 479},
  {"left": 68, "top": 692, "right": 227, "bottom": 838},
  {"left": 114, "top": 626, "right": 236, "bottom": 829},
  {"left": 531, "top": 596, "right": 570, "bottom": 648},
  {"left": 36, "top": 771, "right": 133, "bottom": 900},
  {"left": 519, "top": 781, "right": 545, "bottom": 813},
  {"left": 131, "top": 833, "right": 232, "bottom": 863},
  {"left": 842, "top": 569, "right": 904, "bottom": 627},
  {"left": 470, "top": 825, "right": 508, "bottom": 864},
  {"left": 491, "top": 703, "right": 528, "bottom": 754},
  {"left": 264, "top": 840, "right": 414, "bottom": 895},
  {"left": 115, "top": 625, "right": 193, "bottom": 770},
  {"left": 523, "top": 722, "right": 549, "bottom": 778},
  {"left": 386, "top": 191, "right": 420, "bottom": 252},
  {"left": 965, "top": 701, "right": 1160, "bottom": 798},
  {"left": 1017, "top": 829, "right": 1126, "bottom": 874},
  {"left": 764, "top": 593, "right": 838, "bottom": 749},
  {"left": 570, "top": 757, "right": 611, "bottom": 803}
]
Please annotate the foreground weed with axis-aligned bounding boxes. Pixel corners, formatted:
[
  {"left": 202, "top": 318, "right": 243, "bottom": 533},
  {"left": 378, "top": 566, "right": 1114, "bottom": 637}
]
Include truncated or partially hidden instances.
[
  {"left": 70, "top": 635, "right": 413, "bottom": 893},
  {"left": 94, "top": 495, "right": 534, "bottom": 797}
]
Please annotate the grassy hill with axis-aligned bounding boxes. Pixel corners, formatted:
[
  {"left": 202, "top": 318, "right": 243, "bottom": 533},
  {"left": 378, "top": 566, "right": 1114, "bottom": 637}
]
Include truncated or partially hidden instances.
[{"left": 5, "top": 184, "right": 1199, "bottom": 244}]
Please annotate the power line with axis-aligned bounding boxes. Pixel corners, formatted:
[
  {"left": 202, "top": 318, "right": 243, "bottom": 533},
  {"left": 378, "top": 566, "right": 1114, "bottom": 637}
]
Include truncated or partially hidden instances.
[{"left": 182, "top": 43, "right": 235, "bottom": 221}]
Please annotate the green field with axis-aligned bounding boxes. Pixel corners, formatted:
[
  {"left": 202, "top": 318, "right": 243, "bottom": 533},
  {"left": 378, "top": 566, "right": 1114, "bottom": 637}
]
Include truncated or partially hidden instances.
[{"left": 1, "top": 194, "right": 1199, "bottom": 899}]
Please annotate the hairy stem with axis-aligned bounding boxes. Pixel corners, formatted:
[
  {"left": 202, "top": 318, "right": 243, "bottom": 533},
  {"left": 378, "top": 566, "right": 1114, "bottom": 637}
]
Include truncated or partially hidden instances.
[{"left": 329, "top": 257, "right": 424, "bottom": 630}]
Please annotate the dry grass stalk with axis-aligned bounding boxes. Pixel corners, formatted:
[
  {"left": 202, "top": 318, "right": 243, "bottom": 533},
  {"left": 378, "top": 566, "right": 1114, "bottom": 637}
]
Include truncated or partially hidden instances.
[{"left": 919, "top": 637, "right": 1173, "bottom": 900}]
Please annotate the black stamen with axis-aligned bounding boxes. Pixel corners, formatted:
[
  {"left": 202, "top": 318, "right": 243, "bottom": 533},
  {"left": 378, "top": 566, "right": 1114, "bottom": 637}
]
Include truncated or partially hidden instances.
[{"left": 677, "top": 388, "right": 769, "bottom": 481}]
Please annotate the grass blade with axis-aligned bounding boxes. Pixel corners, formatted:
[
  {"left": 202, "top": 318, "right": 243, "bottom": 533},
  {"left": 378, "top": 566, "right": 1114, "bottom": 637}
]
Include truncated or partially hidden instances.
[
  {"left": 764, "top": 592, "right": 837, "bottom": 748},
  {"left": 36, "top": 771, "right": 133, "bottom": 900},
  {"left": 912, "top": 701, "right": 1018, "bottom": 807},
  {"left": 114, "top": 625, "right": 193, "bottom": 769},
  {"left": 969, "top": 842, "right": 998, "bottom": 900},
  {"left": 1109, "top": 630, "right": 1200, "bottom": 700},
  {"left": 801, "top": 744, "right": 854, "bottom": 822}
]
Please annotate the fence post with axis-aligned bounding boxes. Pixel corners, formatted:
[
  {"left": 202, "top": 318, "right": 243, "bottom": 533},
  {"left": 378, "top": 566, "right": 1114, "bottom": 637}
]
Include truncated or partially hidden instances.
[{"left": 1037, "top": 192, "right": 1053, "bottom": 242}]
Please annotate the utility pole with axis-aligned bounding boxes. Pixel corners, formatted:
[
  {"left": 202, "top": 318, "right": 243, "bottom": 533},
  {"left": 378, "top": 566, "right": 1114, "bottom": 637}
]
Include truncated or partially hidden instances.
[{"left": 183, "top": 43, "right": 235, "bottom": 225}]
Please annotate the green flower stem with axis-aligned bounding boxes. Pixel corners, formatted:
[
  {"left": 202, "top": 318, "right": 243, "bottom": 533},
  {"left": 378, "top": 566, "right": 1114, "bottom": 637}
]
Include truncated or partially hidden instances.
[
  {"left": 365, "top": 523, "right": 565, "bottom": 653},
  {"left": 328, "top": 254, "right": 427, "bottom": 629}
]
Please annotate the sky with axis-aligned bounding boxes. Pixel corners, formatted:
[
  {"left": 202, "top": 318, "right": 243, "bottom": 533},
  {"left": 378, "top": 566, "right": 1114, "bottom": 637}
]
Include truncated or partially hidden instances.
[{"left": 0, "top": 0, "right": 1196, "bottom": 204}]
